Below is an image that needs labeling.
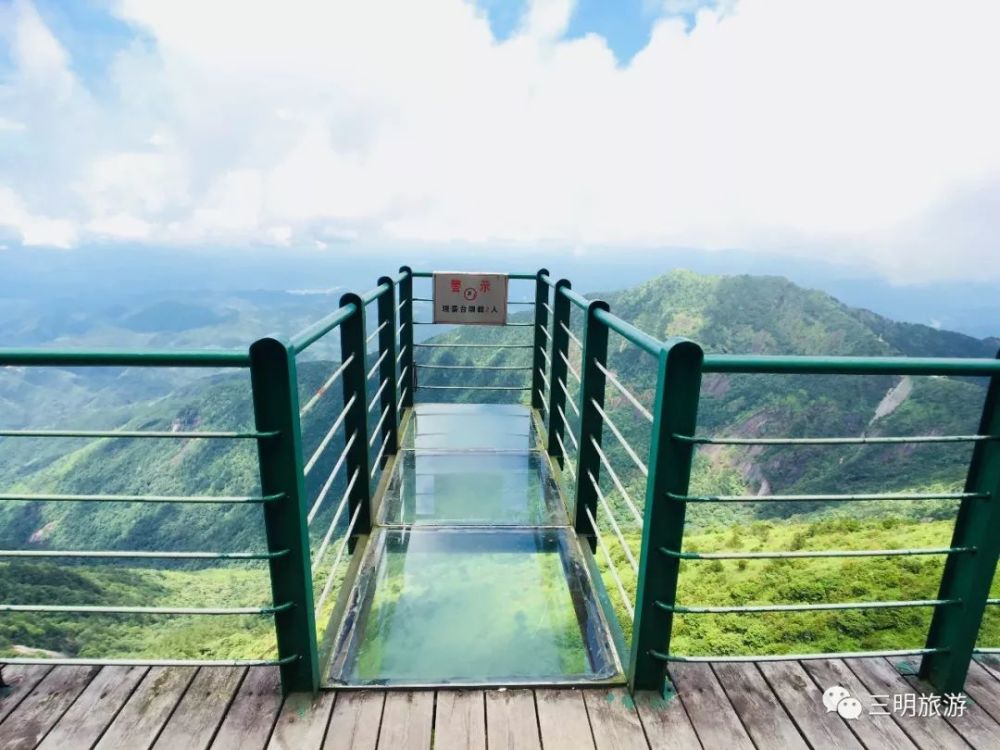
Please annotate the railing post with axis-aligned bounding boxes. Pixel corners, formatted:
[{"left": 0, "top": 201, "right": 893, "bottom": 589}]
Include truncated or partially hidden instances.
[
  {"left": 629, "top": 338, "right": 703, "bottom": 693},
  {"left": 249, "top": 337, "right": 320, "bottom": 694},
  {"left": 921, "top": 351, "right": 1000, "bottom": 694},
  {"left": 398, "top": 266, "right": 415, "bottom": 409},
  {"left": 376, "top": 276, "right": 400, "bottom": 456},
  {"left": 531, "top": 268, "right": 550, "bottom": 411},
  {"left": 574, "top": 300, "right": 610, "bottom": 543},
  {"left": 338, "top": 294, "right": 373, "bottom": 533},
  {"left": 546, "top": 279, "right": 572, "bottom": 465}
]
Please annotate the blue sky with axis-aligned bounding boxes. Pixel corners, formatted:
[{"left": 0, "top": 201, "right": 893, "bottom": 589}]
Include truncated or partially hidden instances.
[{"left": 1, "top": 0, "right": 999, "bottom": 284}]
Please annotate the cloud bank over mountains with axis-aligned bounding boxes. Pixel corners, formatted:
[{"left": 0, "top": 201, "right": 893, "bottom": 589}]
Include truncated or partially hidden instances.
[{"left": 1, "top": 0, "right": 998, "bottom": 282}]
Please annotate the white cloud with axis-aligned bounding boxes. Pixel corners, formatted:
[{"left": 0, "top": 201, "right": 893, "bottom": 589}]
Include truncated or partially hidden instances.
[
  {"left": 0, "top": 0, "right": 999, "bottom": 281},
  {"left": 0, "top": 187, "right": 78, "bottom": 248}
]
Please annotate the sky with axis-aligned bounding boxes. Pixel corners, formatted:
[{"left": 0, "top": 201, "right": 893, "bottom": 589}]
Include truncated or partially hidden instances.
[{"left": 0, "top": 0, "right": 999, "bottom": 283}]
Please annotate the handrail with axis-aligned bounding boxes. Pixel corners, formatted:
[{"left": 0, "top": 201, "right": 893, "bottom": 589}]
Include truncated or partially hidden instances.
[
  {"left": 702, "top": 354, "right": 1000, "bottom": 376},
  {"left": 290, "top": 303, "right": 356, "bottom": 353},
  {"left": 0, "top": 349, "right": 249, "bottom": 368}
]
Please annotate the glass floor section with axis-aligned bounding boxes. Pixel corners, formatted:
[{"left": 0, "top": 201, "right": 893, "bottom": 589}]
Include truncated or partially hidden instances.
[
  {"left": 324, "top": 403, "right": 619, "bottom": 686},
  {"left": 326, "top": 528, "right": 618, "bottom": 685}
]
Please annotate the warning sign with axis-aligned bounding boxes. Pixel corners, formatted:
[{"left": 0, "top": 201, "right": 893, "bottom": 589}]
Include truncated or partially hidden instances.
[{"left": 432, "top": 272, "right": 509, "bottom": 325}]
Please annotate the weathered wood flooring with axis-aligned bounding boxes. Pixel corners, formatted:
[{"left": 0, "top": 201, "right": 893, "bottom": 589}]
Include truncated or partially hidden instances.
[{"left": 0, "top": 657, "right": 998, "bottom": 749}]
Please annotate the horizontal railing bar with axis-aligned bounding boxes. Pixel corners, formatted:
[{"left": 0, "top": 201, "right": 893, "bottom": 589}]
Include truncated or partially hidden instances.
[
  {"left": 0, "top": 429, "right": 276, "bottom": 439},
  {"left": 316, "top": 502, "right": 363, "bottom": 612},
  {"left": 560, "top": 351, "right": 581, "bottom": 383},
  {"left": 366, "top": 350, "right": 388, "bottom": 381},
  {"left": 974, "top": 648, "right": 1000, "bottom": 654},
  {"left": 367, "top": 378, "right": 388, "bottom": 412},
  {"left": 651, "top": 648, "right": 947, "bottom": 663},
  {"left": 668, "top": 491, "right": 987, "bottom": 503},
  {"left": 0, "top": 602, "right": 293, "bottom": 615},
  {"left": 592, "top": 308, "right": 661, "bottom": 357},
  {"left": 290, "top": 304, "right": 356, "bottom": 353},
  {"left": 0, "top": 549, "right": 288, "bottom": 560},
  {"left": 415, "top": 364, "right": 533, "bottom": 371},
  {"left": 299, "top": 355, "right": 354, "bottom": 418},
  {"left": 558, "top": 285, "right": 591, "bottom": 311},
  {"left": 0, "top": 655, "right": 299, "bottom": 667},
  {"left": 360, "top": 282, "right": 392, "bottom": 306},
  {"left": 701, "top": 354, "right": 1000, "bottom": 376},
  {"left": 542, "top": 301, "right": 553, "bottom": 315},
  {"left": 312, "top": 468, "right": 358, "bottom": 570},
  {"left": 985, "top": 599, "right": 999, "bottom": 605},
  {"left": 0, "top": 492, "right": 283, "bottom": 504},
  {"left": 655, "top": 598, "right": 960, "bottom": 614},
  {"left": 416, "top": 385, "right": 532, "bottom": 390},
  {"left": 412, "top": 321, "right": 535, "bottom": 327},
  {"left": 536, "top": 388, "right": 548, "bottom": 413},
  {"left": 538, "top": 345, "right": 551, "bottom": 365},
  {"left": 674, "top": 433, "right": 998, "bottom": 446},
  {"left": 560, "top": 321, "right": 583, "bottom": 348},
  {"left": 591, "top": 399, "right": 648, "bottom": 477},
  {"left": 539, "top": 324, "right": 553, "bottom": 342},
  {"left": 370, "top": 432, "right": 391, "bottom": 479},
  {"left": 555, "top": 433, "right": 577, "bottom": 479},
  {"left": 538, "top": 367, "right": 551, "bottom": 392},
  {"left": 589, "top": 470, "right": 639, "bottom": 574},
  {"left": 397, "top": 386, "right": 408, "bottom": 413},
  {"left": 586, "top": 505, "right": 634, "bottom": 621},
  {"left": 595, "top": 362, "right": 653, "bottom": 424},
  {"left": 559, "top": 380, "right": 581, "bottom": 417},
  {"left": 414, "top": 344, "right": 534, "bottom": 349},
  {"left": 411, "top": 271, "right": 538, "bottom": 280},
  {"left": 365, "top": 320, "right": 387, "bottom": 345},
  {"left": 368, "top": 405, "right": 391, "bottom": 447},
  {"left": 659, "top": 545, "right": 976, "bottom": 560},
  {"left": 396, "top": 344, "right": 407, "bottom": 365},
  {"left": 591, "top": 436, "right": 644, "bottom": 527},
  {"left": 307, "top": 432, "right": 356, "bottom": 525},
  {"left": 558, "top": 406, "right": 579, "bottom": 449},
  {"left": 303, "top": 395, "right": 355, "bottom": 476},
  {"left": 0, "top": 349, "right": 250, "bottom": 368}
]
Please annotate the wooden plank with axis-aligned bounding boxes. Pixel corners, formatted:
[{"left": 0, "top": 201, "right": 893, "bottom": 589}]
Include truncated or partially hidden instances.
[
  {"left": 95, "top": 667, "right": 198, "bottom": 750},
  {"left": 485, "top": 689, "right": 541, "bottom": 750},
  {"left": 713, "top": 662, "right": 808, "bottom": 750},
  {"left": 668, "top": 663, "right": 753, "bottom": 750},
  {"left": 268, "top": 690, "right": 335, "bottom": 750},
  {"left": 757, "top": 661, "right": 864, "bottom": 750},
  {"left": 583, "top": 688, "right": 648, "bottom": 750},
  {"left": 633, "top": 690, "right": 701, "bottom": 750},
  {"left": 0, "top": 665, "right": 52, "bottom": 724},
  {"left": 377, "top": 691, "right": 433, "bottom": 750},
  {"left": 845, "top": 657, "right": 968, "bottom": 750},
  {"left": 210, "top": 667, "right": 283, "bottom": 750},
  {"left": 0, "top": 664, "right": 100, "bottom": 750},
  {"left": 902, "top": 669, "right": 1000, "bottom": 749},
  {"left": 324, "top": 691, "right": 383, "bottom": 750},
  {"left": 975, "top": 655, "right": 1000, "bottom": 682},
  {"left": 152, "top": 666, "right": 246, "bottom": 750},
  {"left": 535, "top": 689, "right": 594, "bottom": 750},
  {"left": 800, "top": 659, "right": 917, "bottom": 750},
  {"left": 434, "top": 690, "right": 486, "bottom": 750},
  {"left": 37, "top": 666, "right": 147, "bottom": 750},
  {"left": 965, "top": 661, "right": 1000, "bottom": 725}
]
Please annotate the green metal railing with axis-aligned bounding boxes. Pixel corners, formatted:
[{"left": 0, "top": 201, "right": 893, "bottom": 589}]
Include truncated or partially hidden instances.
[
  {"left": 3, "top": 265, "right": 998, "bottom": 701},
  {"left": 527, "top": 273, "right": 1000, "bottom": 696}
]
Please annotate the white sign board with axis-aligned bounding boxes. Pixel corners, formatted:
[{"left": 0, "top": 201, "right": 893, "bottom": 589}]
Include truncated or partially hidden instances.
[{"left": 432, "top": 272, "right": 509, "bottom": 325}]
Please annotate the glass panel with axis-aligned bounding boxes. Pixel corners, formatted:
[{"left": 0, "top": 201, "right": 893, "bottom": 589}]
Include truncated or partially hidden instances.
[
  {"left": 380, "top": 450, "right": 567, "bottom": 526},
  {"left": 403, "top": 403, "right": 536, "bottom": 451},
  {"left": 327, "top": 528, "right": 618, "bottom": 685}
]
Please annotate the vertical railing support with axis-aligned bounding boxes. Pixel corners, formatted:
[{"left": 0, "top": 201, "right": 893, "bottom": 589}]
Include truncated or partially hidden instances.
[
  {"left": 249, "top": 337, "right": 320, "bottom": 694},
  {"left": 376, "top": 276, "right": 400, "bottom": 457},
  {"left": 629, "top": 338, "right": 703, "bottom": 693},
  {"left": 546, "top": 279, "right": 572, "bottom": 465},
  {"left": 531, "top": 268, "right": 551, "bottom": 411},
  {"left": 574, "top": 300, "right": 610, "bottom": 544},
  {"left": 921, "top": 350, "right": 1000, "bottom": 694},
  {"left": 398, "top": 266, "right": 415, "bottom": 409},
  {"left": 338, "top": 294, "right": 373, "bottom": 533}
]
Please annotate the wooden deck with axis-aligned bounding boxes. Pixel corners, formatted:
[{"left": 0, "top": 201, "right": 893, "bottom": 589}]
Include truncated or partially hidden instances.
[{"left": 0, "top": 657, "right": 999, "bottom": 749}]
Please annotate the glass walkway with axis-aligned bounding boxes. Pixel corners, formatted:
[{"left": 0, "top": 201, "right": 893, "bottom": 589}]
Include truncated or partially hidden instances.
[{"left": 324, "top": 403, "right": 620, "bottom": 686}]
